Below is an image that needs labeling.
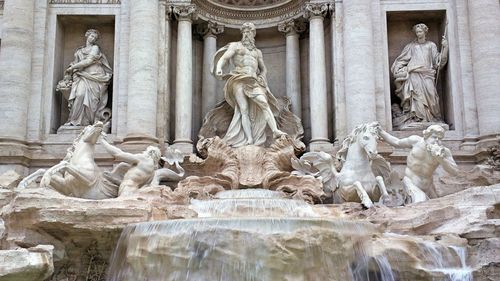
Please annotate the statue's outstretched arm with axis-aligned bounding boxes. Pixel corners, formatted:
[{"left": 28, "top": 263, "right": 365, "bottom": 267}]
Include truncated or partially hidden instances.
[
  {"left": 379, "top": 130, "right": 418, "bottom": 149},
  {"left": 101, "top": 138, "right": 139, "bottom": 164}
]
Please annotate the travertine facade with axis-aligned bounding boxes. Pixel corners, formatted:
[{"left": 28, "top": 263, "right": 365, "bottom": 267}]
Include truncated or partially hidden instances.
[{"left": 0, "top": 0, "right": 498, "bottom": 172}]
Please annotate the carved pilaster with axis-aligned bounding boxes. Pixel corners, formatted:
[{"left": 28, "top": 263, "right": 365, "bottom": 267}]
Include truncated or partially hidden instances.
[
  {"left": 304, "top": 3, "right": 329, "bottom": 19},
  {"left": 278, "top": 20, "right": 307, "bottom": 36},
  {"left": 196, "top": 21, "right": 224, "bottom": 39},
  {"left": 172, "top": 4, "right": 197, "bottom": 22}
]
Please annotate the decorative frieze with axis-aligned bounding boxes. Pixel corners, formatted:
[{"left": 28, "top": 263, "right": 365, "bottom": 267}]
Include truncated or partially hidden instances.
[{"left": 49, "top": 0, "right": 121, "bottom": 4}]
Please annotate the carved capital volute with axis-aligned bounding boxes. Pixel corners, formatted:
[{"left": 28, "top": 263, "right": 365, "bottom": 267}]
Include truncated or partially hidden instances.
[
  {"left": 278, "top": 20, "right": 307, "bottom": 36},
  {"left": 196, "top": 21, "right": 224, "bottom": 38},
  {"left": 172, "top": 4, "right": 197, "bottom": 22},
  {"left": 304, "top": 3, "right": 329, "bottom": 20}
]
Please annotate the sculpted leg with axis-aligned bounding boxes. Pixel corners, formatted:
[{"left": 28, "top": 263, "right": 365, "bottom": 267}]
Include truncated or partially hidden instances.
[
  {"left": 353, "top": 181, "right": 374, "bottom": 208},
  {"left": 402, "top": 176, "right": 428, "bottom": 204},
  {"left": 375, "top": 176, "right": 390, "bottom": 204},
  {"left": 49, "top": 174, "right": 72, "bottom": 195},
  {"left": 234, "top": 85, "right": 253, "bottom": 144},
  {"left": 253, "top": 94, "right": 286, "bottom": 138},
  {"left": 65, "top": 165, "right": 94, "bottom": 186}
]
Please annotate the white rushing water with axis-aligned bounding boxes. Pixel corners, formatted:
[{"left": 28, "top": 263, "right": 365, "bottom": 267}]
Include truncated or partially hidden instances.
[{"left": 107, "top": 189, "right": 474, "bottom": 281}]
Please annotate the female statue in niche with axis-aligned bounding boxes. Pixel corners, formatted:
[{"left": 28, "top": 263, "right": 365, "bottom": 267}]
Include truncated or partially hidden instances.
[
  {"left": 58, "top": 29, "right": 112, "bottom": 128},
  {"left": 391, "top": 23, "right": 448, "bottom": 129}
]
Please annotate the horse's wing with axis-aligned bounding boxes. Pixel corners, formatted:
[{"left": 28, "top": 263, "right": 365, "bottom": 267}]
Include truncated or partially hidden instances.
[
  {"left": 300, "top": 152, "right": 338, "bottom": 191},
  {"left": 370, "top": 154, "right": 392, "bottom": 182}
]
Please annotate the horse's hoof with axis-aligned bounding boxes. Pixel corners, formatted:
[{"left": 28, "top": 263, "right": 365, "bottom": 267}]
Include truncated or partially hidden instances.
[{"left": 362, "top": 200, "right": 374, "bottom": 209}]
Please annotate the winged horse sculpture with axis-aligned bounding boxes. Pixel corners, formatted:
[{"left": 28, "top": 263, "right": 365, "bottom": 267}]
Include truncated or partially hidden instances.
[{"left": 292, "top": 122, "right": 391, "bottom": 208}]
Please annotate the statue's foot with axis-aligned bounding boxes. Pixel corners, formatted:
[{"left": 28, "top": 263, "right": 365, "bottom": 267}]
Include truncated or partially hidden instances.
[
  {"left": 273, "top": 129, "right": 287, "bottom": 139},
  {"left": 245, "top": 138, "right": 254, "bottom": 145}
]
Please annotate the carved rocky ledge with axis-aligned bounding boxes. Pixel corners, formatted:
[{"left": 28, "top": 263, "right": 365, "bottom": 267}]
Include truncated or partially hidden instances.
[{"left": 0, "top": 245, "right": 54, "bottom": 281}]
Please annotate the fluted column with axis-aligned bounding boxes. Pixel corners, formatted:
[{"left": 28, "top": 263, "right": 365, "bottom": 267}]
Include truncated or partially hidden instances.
[
  {"left": 468, "top": 0, "right": 500, "bottom": 138},
  {"left": 305, "top": 3, "right": 332, "bottom": 151},
  {"left": 343, "top": 0, "right": 376, "bottom": 132},
  {"left": 125, "top": 0, "right": 160, "bottom": 143},
  {"left": 198, "top": 21, "right": 224, "bottom": 118},
  {"left": 278, "top": 20, "right": 306, "bottom": 119},
  {"left": 0, "top": 0, "right": 35, "bottom": 143},
  {"left": 173, "top": 5, "right": 197, "bottom": 153}
]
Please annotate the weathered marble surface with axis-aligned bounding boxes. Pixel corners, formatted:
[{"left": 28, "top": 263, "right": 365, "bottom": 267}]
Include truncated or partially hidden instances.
[
  {"left": 0, "top": 183, "right": 498, "bottom": 280},
  {"left": 0, "top": 245, "right": 54, "bottom": 281}
]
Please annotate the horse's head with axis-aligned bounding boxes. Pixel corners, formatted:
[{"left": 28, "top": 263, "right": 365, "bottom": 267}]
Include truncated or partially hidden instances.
[
  {"left": 81, "top": 122, "right": 104, "bottom": 144},
  {"left": 354, "top": 123, "right": 380, "bottom": 160}
]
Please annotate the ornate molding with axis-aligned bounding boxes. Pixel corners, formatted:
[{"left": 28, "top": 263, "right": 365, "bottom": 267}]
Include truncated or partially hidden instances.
[
  {"left": 278, "top": 20, "right": 307, "bottom": 36},
  {"left": 191, "top": 0, "right": 309, "bottom": 29},
  {"left": 172, "top": 4, "right": 198, "bottom": 22},
  {"left": 304, "top": 2, "right": 329, "bottom": 19},
  {"left": 212, "top": 0, "right": 286, "bottom": 8},
  {"left": 196, "top": 21, "right": 225, "bottom": 38},
  {"left": 49, "top": 0, "right": 121, "bottom": 4}
]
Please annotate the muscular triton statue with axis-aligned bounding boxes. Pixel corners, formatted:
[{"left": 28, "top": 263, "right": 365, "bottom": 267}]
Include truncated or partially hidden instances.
[
  {"left": 212, "top": 22, "right": 286, "bottom": 147},
  {"left": 100, "top": 138, "right": 161, "bottom": 196},
  {"left": 376, "top": 124, "right": 459, "bottom": 203}
]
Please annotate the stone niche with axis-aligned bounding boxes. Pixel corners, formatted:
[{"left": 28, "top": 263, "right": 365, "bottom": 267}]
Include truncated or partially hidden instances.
[
  {"left": 386, "top": 10, "right": 454, "bottom": 130},
  {"left": 51, "top": 15, "right": 115, "bottom": 133}
]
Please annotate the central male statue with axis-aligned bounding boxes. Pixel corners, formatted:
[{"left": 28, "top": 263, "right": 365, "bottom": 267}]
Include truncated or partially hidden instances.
[{"left": 213, "top": 22, "right": 286, "bottom": 147}]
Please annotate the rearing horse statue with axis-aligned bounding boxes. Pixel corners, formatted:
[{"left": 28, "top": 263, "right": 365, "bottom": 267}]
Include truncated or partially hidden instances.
[
  {"left": 19, "top": 122, "right": 119, "bottom": 199},
  {"left": 292, "top": 122, "right": 391, "bottom": 208}
]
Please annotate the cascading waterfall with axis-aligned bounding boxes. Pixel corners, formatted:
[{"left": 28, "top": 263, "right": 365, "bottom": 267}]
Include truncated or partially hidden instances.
[{"left": 107, "top": 189, "right": 473, "bottom": 281}]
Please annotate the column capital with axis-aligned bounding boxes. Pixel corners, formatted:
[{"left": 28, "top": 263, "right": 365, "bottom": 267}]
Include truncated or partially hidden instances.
[
  {"left": 304, "top": 3, "right": 329, "bottom": 20},
  {"left": 278, "top": 20, "right": 307, "bottom": 36},
  {"left": 172, "top": 4, "right": 197, "bottom": 22},
  {"left": 196, "top": 21, "right": 224, "bottom": 39}
]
